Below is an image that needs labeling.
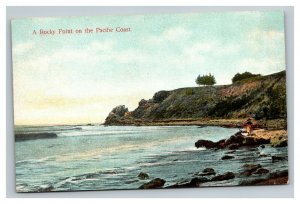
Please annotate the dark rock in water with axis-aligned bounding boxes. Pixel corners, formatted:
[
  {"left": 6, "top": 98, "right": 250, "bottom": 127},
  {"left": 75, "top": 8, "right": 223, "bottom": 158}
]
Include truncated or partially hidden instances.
[
  {"left": 138, "top": 172, "right": 149, "bottom": 180},
  {"left": 221, "top": 155, "right": 234, "bottom": 160},
  {"left": 197, "top": 168, "right": 216, "bottom": 176},
  {"left": 215, "top": 139, "right": 226, "bottom": 149},
  {"left": 260, "top": 145, "right": 265, "bottom": 148},
  {"left": 242, "top": 164, "right": 262, "bottom": 171},
  {"left": 195, "top": 131, "right": 270, "bottom": 150},
  {"left": 37, "top": 185, "right": 54, "bottom": 192},
  {"left": 269, "top": 170, "right": 288, "bottom": 179},
  {"left": 228, "top": 143, "right": 240, "bottom": 150},
  {"left": 272, "top": 156, "right": 286, "bottom": 162},
  {"left": 195, "top": 139, "right": 216, "bottom": 149},
  {"left": 167, "top": 177, "right": 209, "bottom": 188},
  {"left": 203, "top": 168, "right": 215, "bottom": 174},
  {"left": 239, "top": 178, "right": 267, "bottom": 186},
  {"left": 240, "top": 169, "right": 288, "bottom": 186},
  {"left": 189, "top": 177, "right": 209, "bottom": 187},
  {"left": 225, "top": 133, "right": 245, "bottom": 145},
  {"left": 139, "top": 178, "right": 166, "bottom": 189},
  {"left": 15, "top": 133, "right": 57, "bottom": 141},
  {"left": 253, "top": 168, "right": 270, "bottom": 175},
  {"left": 240, "top": 164, "right": 262, "bottom": 177},
  {"left": 259, "top": 154, "right": 268, "bottom": 157},
  {"left": 211, "top": 172, "right": 235, "bottom": 181}
]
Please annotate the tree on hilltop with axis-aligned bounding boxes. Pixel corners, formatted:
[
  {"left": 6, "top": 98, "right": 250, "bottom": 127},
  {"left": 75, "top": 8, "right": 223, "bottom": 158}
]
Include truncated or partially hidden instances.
[{"left": 196, "top": 73, "right": 216, "bottom": 86}]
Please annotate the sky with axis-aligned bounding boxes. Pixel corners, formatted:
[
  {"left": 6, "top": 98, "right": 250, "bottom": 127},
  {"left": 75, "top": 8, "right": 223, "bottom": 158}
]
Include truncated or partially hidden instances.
[{"left": 11, "top": 11, "right": 286, "bottom": 125}]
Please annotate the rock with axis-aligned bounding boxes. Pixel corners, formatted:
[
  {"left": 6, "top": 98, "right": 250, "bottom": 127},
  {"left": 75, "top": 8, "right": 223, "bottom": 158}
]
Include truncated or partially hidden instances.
[
  {"left": 189, "top": 177, "right": 209, "bottom": 187},
  {"left": 272, "top": 156, "right": 286, "bottom": 162},
  {"left": 221, "top": 155, "right": 234, "bottom": 160},
  {"left": 239, "top": 178, "right": 267, "bottom": 186},
  {"left": 240, "top": 170, "right": 288, "bottom": 186},
  {"left": 240, "top": 164, "right": 262, "bottom": 177},
  {"left": 195, "top": 130, "right": 272, "bottom": 151},
  {"left": 260, "top": 145, "right": 265, "bottom": 148},
  {"left": 269, "top": 170, "right": 288, "bottom": 179},
  {"left": 138, "top": 172, "right": 149, "bottom": 180},
  {"left": 195, "top": 140, "right": 216, "bottom": 149},
  {"left": 259, "top": 154, "right": 268, "bottom": 157},
  {"left": 215, "top": 139, "right": 226, "bottom": 149},
  {"left": 253, "top": 168, "right": 270, "bottom": 175},
  {"left": 225, "top": 132, "right": 245, "bottom": 145},
  {"left": 211, "top": 172, "right": 235, "bottom": 181},
  {"left": 203, "top": 168, "right": 215, "bottom": 174},
  {"left": 228, "top": 143, "right": 240, "bottom": 150},
  {"left": 198, "top": 168, "right": 216, "bottom": 176},
  {"left": 167, "top": 177, "right": 209, "bottom": 188},
  {"left": 139, "top": 178, "right": 166, "bottom": 189},
  {"left": 37, "top": 185, "right": 54, "bottom": 192},
  {"left": 15, "top": 133, "right": 57, "bottom": 141}
]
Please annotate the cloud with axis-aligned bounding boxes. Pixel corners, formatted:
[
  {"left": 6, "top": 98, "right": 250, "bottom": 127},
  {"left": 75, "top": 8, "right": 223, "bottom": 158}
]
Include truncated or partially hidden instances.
[
  {"left": 12, "top": 41, "right": 35, "bottom": 55},
  {"left": 144, "top": 26, "right": 192, "bottom": 45},
  {"left": 234, "top": 58, "right": 285, "bottom": 75}
]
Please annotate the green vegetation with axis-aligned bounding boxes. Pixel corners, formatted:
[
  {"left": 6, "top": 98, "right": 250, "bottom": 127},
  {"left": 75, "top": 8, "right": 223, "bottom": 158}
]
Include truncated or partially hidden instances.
[
  {"left": 232, "top": 72, "right": 261, "bottom": 83},
  {"left": 185, "top": 88, "right": 194, "bottom": 95},
  {"left": 196, "top": 73, "right": 216, "bottom": 86},
  {"left": 254, "top": 84, "right": 287, "bottom": 120}
]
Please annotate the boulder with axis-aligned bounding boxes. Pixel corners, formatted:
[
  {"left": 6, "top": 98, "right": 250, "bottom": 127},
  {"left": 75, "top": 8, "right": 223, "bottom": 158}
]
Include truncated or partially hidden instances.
[
  {"left": 215, "top": 139, "right": 226, "bottom": 149},
  {"left": 272, "top": 156, "right": 286, "bottom": 162},
  {"left": 138, "top": 172, "right": 149, "bottom": 180},
  {"left": 167, "top": 177, "right": 209, "bottom": 188},
  {"left": 15, "top": 133, "right": 57, "bottom": 141},
  {"left": 221, "top": 155, "right": 234, "bottom": 160},
  {"left": 195, "top": 140, "right": 216, "bottom": 149},
  {"left": 139, "top": 178, "right": 166, "bottom": 189},
  {"left": 37, "top": 185, "right": 54, "bottom": 192},
  {"left": 197, "top": 168, "right": 216, "bottom": 176},
  {"left": 253, "top": 168, "right": 270, "bottom": 175},
  {"left": 228, "top": 143, "right": 240, "bottom": 150},
  {"left": 195, "top": 131, "right": 272, "bottom": 151},
  {"left": 211, "top": 172, "right": 235, "bottom": 181},
  {"left": 240, "top": 164, "right": 262, "bottom": 177},
  {"left": 203, "top": 168, "right": 215, "bottom": 174},
  {"left": 225, "top": 132, "right": 245, "bottom": 145}
]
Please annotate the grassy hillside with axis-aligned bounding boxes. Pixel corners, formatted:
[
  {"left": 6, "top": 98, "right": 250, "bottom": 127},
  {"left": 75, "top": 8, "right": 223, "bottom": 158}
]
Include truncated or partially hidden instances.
[{"left": 104, "top": 71, "right": 286, "bottom": 125}]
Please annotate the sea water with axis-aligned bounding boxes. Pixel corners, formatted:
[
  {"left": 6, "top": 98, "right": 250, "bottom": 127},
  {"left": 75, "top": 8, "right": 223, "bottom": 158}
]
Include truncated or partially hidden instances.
[{"left": 14, "top": 125, "right": 287, "bottom": 192}]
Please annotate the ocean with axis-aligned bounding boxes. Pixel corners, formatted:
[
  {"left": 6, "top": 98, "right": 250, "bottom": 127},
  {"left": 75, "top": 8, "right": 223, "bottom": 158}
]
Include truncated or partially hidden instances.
[{"left": 14, "top": 125, "right": 287, "bottom": 192}]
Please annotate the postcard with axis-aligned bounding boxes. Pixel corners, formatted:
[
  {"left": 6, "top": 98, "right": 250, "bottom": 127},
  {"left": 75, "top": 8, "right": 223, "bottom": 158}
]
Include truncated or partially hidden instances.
[{"left": 12, "top": 11, "right": 288, "bottom": 192}]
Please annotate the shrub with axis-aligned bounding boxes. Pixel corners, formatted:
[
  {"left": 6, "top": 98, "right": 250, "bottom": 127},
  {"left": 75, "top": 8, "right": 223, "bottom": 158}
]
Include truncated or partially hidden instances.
[
  {"left": 232, "top": 72, "right": 261, "bottom": 83},
  {"left": 196, "top": 73, "right": 216, "bottom": 86}
]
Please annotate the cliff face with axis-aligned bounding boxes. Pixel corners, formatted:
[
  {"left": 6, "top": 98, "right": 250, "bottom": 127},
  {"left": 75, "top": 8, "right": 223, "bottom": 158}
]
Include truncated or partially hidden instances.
[{"left": 104, "top": 71, "right": 287, "bottom": 125}]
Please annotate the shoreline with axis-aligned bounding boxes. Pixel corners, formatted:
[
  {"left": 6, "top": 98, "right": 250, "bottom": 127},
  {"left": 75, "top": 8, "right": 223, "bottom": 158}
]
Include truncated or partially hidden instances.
[{"left": 103, "top": 118, "right": 287, "bottom": 130}]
